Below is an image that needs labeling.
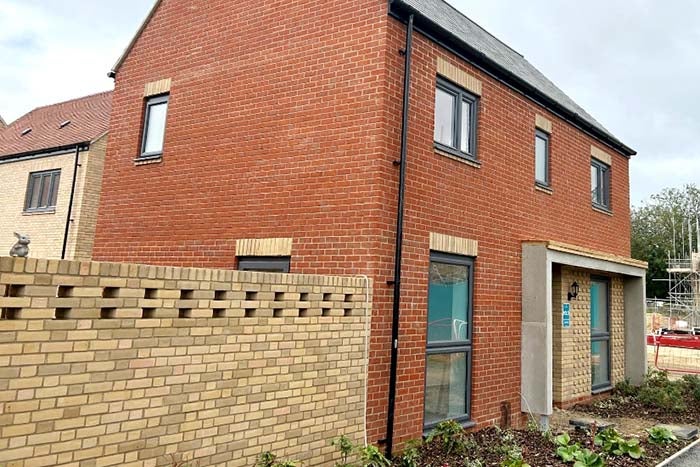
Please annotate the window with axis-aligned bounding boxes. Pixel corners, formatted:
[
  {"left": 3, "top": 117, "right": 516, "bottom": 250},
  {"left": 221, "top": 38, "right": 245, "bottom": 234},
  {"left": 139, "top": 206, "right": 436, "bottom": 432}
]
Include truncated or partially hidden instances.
[
  {"left": 238, "top": 256, "right": 290, "bottom": 273},
  {"left": 591, "top": 159, "right": 611, "bottom": 209},
  {"left": 535, "top": 129, "right": 550, "bottom": 186},
  {"left": 140, "top": 94, "right": 169, "bottom": 158},
  {"left": 424, "top": 252, "right": 474, "bottom": 430},
  {"left": 590, "top": 277, "right": 611, "bottom": 390},
  {"left": 25, "top": 170, "right": 60, "bottom": 212},
  {"left": 434, "top": 78, "right": 478, "bottom": 160}
]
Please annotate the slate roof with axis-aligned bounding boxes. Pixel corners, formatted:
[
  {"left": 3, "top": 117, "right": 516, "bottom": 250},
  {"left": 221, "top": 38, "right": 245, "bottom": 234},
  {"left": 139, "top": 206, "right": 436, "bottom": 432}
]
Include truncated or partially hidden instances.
[
  {"left": 392, "top": 0, "right": 635, "bottom": 156},
  {"left": 0, "top": 91, "right": 112, "bottom": 159}
]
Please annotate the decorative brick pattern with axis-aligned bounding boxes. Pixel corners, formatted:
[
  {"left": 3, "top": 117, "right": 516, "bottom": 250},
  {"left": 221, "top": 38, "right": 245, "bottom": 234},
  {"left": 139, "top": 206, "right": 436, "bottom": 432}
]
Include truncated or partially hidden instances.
[
  {"left": 591, "top": 146, "right": 612, "bottom": 165},
  {"left": 436, "top": 56, "right": 482, "bottom": 95},
  {"left": 535, "top": 114, "right": 552, "bottom": 134},
  {"left": 0, "top": 256, "right": 371, "bottom": 466},
  {"left": 552, "top": 267, "right": 625, "bottom": 406},
  {"left": 144, "top": 78, "right": 172, "bottom": 97},
  {"left": 236, "top": 238, "right": 293, "bottom": 257},
  {"left": 429, "top": 232, "right": 478, "bottom": 257}
]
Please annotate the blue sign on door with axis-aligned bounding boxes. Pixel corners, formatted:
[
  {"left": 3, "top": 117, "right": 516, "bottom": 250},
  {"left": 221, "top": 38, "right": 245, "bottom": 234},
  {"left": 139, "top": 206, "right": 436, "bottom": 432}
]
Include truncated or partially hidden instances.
[{"left": 562, "top": 303, "right": 571, "bottom": 328}]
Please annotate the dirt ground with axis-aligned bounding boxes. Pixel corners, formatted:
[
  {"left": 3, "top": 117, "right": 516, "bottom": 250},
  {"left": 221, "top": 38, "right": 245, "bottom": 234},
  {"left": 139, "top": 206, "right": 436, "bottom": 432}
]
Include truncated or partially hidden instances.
[{"left": 550, "top": 407, "right": 659, "bottom": 438}]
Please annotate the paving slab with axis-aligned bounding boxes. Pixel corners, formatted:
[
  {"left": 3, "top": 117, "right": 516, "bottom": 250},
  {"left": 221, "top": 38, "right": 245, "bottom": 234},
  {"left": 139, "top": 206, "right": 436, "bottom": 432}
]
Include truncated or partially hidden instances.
[
  {"left": 569, "top": 417, "right": 615, "bottom": 431},
  {"left": 657, "top": 424, "right": 699, "bottom": 441}
]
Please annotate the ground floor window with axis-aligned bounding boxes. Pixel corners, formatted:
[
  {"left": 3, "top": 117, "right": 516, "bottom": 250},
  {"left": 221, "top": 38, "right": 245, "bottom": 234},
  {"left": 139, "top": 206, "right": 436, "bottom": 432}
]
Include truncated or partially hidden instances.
[
  {"left": 237, "top": 256, "right": 290, "bottom": 273},
  {"left": 424, "top": 252, "right": 474, "bottom": 429}
]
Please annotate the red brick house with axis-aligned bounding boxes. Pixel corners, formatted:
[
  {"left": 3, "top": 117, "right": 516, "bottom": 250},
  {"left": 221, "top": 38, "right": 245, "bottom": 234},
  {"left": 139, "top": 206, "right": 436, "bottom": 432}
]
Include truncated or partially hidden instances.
[{"left": 95, "top": 0, "right": 647, "bottom": 455}]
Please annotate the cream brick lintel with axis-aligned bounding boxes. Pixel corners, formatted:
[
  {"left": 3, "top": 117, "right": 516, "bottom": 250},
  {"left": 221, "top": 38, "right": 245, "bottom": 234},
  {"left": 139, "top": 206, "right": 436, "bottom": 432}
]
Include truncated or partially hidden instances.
[
  {"left": 535, "top": 114, "right": 552, "bottom": 134},
  {"left": 430, "top": 232, "right": 478, "bottom": 257},
  {"left": 591, "top": 146, "right": 612, "bottom": 165},
  {"left": 236, "top": 238, "right": 293, "bottom": 257},
  {"left": 144, "top": 78, "right": 171, "bottom": 97},
  {"left": 437, "top": 57, "right": 482, "bottom": 96}
]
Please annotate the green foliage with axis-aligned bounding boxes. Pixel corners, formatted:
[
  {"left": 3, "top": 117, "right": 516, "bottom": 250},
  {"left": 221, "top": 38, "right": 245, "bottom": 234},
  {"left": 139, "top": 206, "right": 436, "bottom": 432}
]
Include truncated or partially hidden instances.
[
  {"left": 638, "top": 371, "right": 686, "bottom": 412},
  {"left": 395, "top": 440, "right": 421, "bottom": 467},
  {"left": 464, "top": 461, "right": 484, "bottom": 467},
  {"left": 256, "top": 451, "right": 299, "bottom": 467},
  {"left": 500, "top": 450, "right": 531, "bottom": 467},
  {"left": 357, "top": 445, "right": 390, "bottom": 467},
  {"left": 332, "top": 435, "right": 355, "bottom": 467},
  {"left": 556, "top": 444, "right": 579, "bottom": 463},
  {"left": 555, "top": 433, "right": 571, "bottom": 447},
  {"left": 572, "top": 449, "right": 605, "bottom": 467},
  {"left": 427, "top": 420, "right": 468, "bottom": 454},
  {"left": 680, "top": 374, "right": 700, "bottom": 401},
  {"left": 594, "top": 428, "right": 644, "bottom": 459},
  {"left": 614, "top": 379, "right": 638, "bottom": 397},
  {"left": 646, "top": 426, "right": 677, "bottom": 445},
  {"left": 631, "top": 184, "right": 700, "bottom": 298},
  {"left": 257, "top": 452, "right": 277, "bottom": 467}
]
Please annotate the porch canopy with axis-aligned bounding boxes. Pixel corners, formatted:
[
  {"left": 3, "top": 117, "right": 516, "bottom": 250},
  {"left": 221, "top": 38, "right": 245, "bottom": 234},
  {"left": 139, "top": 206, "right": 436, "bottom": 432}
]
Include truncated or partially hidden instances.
[{"left": 521, "top": 241, "right": 648, "bottom": 423}]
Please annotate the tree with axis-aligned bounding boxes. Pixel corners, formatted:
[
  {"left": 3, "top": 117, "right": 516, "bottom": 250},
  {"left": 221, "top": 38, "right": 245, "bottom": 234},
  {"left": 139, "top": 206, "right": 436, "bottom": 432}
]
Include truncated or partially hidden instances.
[{"left": 631, "top": 184, "right": 700, "bottom": 298}]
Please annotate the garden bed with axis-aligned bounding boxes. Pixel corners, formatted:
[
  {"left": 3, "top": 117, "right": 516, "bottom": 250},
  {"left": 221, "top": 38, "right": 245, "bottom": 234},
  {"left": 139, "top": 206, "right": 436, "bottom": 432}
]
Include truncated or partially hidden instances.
[{"left": 400, "top": 425, "right": 688, "bottom": 466}]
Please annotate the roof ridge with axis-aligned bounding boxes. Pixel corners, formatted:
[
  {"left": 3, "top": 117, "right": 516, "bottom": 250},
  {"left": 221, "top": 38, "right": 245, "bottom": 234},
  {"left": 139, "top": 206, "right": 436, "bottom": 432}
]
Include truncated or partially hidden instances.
[
  {"left": 440, "top": 0, "right": 524, "bottom": 58},
  {"left": 29, "top": 90, "right": 113, "bottom": 114}
]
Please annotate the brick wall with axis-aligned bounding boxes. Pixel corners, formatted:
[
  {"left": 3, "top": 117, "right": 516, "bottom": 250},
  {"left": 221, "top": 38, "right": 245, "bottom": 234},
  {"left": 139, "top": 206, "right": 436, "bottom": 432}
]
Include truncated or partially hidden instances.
[
  {"left": 0, "top": 139, "right": 106, "bottom": 261},
  {"left": 93, "top": 0, "right": 633, "bottom": 446},
  {"left": 552, "top": 267, "right": 625, "bottom": 406},
  {"left": 0, "top": 256, "right": 370, "bottom": 466}
]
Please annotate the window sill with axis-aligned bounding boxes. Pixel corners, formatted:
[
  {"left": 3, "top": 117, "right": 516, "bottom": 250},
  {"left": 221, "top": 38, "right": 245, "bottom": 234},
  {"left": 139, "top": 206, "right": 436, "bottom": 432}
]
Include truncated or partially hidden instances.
[
  {"left": 134, "top": 155, "right": 163, "bottom": 166},
  {"left": 23, "top": 209, "right": 56, "bottom": 216},
  {"left": 423, "top": 419, "right": 476, "bottom": 437},
  {"left": 592, "top": 385, "right": 613, "bottom": 395},
  {"left": 535, "top": 183, "right": 553, "bottom": 195},
  {"left": 435, "top": 147, "right": 481, "bottom": 169},
  {"left": 592, "top": 204, "right": 613, "bottom": 216}
]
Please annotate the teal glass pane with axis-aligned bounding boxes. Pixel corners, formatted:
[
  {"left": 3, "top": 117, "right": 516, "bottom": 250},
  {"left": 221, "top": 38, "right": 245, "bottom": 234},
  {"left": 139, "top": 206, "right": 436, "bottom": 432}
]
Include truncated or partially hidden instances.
[
  {"left": 590, "top": 281, "right": 608, "bottom": 334},
  {"left": 424, "top": 352, "right": 467, "bottom": 425},
  {"left": 428, "top": 261, "right": 468, "bottom": 342}
]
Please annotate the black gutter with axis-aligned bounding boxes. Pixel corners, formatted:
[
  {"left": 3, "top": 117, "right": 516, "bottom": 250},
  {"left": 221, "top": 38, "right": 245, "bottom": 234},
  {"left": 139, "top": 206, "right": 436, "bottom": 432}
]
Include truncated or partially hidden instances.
[
  {"left": 388, "top": 1, "right": 636, "bottom": 158},
  {"left": 0, "top": 142, "right": 90, "bottom": 164},
  {"left": 61, "top": 146, "right": 81, "bottom": 259},
  {"left": 386, "top": 12, "right": 413, "bottom": 460}
]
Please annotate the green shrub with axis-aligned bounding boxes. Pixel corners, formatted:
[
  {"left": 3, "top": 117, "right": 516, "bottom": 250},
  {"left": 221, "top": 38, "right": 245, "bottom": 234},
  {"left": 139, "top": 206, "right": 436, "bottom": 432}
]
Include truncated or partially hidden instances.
[
  {"left": 500, "top": 450, "right": 531, "bottom": 467},
  {"left": 646, "top": 426, "right": 677, "bottom": 445},
  {"left": 257, "top": 452, "right": 277, "bottom": 467},
  {"left": 614, "top": 379, "right": 638, "bottom": 397},
  {"left": 594, "top": 427, "right": 643, "bottom": 459},
  {"left": 638, "top": 384, "right": 686, "bottom": 412},
  {"left": 426, "top": 420, "right": 467, "bottom": 454},
  {"left": 332, "top": 435, "right": 354, "bottom": 467},
  {"left": 358, "top": 445, "right": 390, "bottom": 467},
  {"left": 395, "top": 440, "right": 421, "bottom": 467},
  {"left": 572, "top": 449, "right": 605, "bottom": 467}
]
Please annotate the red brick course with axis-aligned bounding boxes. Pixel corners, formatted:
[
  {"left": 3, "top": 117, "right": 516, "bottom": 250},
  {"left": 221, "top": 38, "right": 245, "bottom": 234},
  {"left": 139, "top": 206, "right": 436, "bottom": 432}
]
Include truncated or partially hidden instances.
[{"left": 94, "top": 0, "right": 631, "bottom": 447}]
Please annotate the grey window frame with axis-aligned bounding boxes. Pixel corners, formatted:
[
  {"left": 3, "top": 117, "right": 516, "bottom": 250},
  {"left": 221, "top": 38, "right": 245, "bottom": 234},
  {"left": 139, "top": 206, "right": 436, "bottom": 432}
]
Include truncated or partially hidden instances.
[
  {"left": 140, "top": 94, "right": 169, "bottom": 159},
  {"left": 590, "top": 275, "right": 612, "bottom": 392},
  {"left": 434, "top": 77, "right": 479, "bottom": 161},
  {"left": 535, "top": 129, "right": 550, "bottom": 187},
  {"left": 424, "top": 251, "right": 474, "bottom": 431},
  {"left": 237, "top": 256, "right": 290, "bottom": 273},
  {"left": 591, "top": 159, "right": 611, "bottom": 210},
  {"left": 24, "top": 169, "right": 61, "bottom": 212}
]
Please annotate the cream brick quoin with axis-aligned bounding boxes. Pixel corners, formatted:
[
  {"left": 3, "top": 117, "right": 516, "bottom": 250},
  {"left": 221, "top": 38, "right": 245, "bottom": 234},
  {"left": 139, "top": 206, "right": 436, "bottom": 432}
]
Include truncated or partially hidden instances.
[
  {"left": 0, "top": 133, "right": 107, "bottom": 261},
  {"left": 0, "top": 256, "right": 372, "bottom": 466}
]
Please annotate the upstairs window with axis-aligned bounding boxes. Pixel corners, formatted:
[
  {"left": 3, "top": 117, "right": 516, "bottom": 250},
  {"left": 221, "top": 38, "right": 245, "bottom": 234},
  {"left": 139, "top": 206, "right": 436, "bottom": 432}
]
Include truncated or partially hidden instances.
[
  {"left": 535, "top": 130, "right": 550, "bottom": 186},
  {"left": 140, "top": 94, "right": 169, "bottom": 158},
  {"left": 434, "top": 78, "right": 478, "bottom": 160},
  {"left": 25, "top": 169, "right": 60, "bottom": 212},
  {"left": 591, "top": 159, "right": 611, "bottom": 209}
]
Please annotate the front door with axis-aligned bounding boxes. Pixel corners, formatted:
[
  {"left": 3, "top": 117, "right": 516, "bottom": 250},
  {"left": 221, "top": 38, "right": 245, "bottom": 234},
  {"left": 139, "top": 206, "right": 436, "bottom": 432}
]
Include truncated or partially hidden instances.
[{"left": 590, "top": 277, "right": 611, "bottom": 390}]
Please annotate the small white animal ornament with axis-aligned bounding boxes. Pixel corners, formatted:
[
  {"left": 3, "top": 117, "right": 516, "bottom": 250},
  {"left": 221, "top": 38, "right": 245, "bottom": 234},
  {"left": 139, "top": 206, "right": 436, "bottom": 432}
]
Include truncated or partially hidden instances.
[{"left": 9, "top": 232, "right": 30, "bottom": 258}]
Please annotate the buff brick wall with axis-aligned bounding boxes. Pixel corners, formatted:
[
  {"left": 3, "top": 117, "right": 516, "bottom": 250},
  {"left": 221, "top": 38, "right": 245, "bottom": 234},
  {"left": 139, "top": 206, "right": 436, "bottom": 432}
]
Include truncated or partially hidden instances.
[
  {"left": 0, "top": 138, "right": 106, "bottom": 261},
  {"left": 552, "top": 267, "right": 625, "bottom": 406},
  {"left": 0, "top": 256, "right": 370, "bottom": 467}
]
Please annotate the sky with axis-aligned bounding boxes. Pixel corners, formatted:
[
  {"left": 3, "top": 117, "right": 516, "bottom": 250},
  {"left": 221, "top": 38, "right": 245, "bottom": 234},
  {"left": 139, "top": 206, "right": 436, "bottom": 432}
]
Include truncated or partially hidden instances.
[{"left": 1, "top": 0, "right": 698, "bottom": 207}]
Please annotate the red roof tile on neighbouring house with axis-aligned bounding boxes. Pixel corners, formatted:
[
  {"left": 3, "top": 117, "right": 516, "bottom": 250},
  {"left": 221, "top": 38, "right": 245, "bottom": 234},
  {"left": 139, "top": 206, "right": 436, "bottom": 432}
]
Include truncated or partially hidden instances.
[{"left": 0, "top": 91, "right": 112, "bottom": 159}]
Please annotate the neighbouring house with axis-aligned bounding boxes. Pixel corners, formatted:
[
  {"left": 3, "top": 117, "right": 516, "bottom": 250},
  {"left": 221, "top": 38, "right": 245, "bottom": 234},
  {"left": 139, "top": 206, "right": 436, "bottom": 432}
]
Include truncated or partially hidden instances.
[
  {"left": 94, "top": 0, "right": 647, "bottom": 454},
  {"left": 0, "top": 92, "right": 111, "bottom": 260}
]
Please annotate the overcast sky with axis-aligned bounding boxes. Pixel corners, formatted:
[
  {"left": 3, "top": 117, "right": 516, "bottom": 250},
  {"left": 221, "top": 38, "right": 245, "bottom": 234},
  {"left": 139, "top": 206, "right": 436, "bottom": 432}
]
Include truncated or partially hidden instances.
[{"left": 1, "top": 0, "right": 698, "bottom": 206}]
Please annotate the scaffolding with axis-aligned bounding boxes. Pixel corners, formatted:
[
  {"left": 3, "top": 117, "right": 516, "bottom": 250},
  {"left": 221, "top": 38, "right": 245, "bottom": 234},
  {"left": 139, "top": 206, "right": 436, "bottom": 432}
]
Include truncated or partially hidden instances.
[{"left": 663, "top": 218, "right": 700, "bottom": 330}]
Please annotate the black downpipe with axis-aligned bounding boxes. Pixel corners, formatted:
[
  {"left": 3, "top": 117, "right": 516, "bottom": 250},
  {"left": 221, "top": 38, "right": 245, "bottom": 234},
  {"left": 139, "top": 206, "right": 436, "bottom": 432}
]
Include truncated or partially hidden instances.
[
  {"left": 386, "top": 13, "right": 413, "bottom": 460},
  {"left": 61, "top": 146, "right": 81, "bottom": 259}
]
